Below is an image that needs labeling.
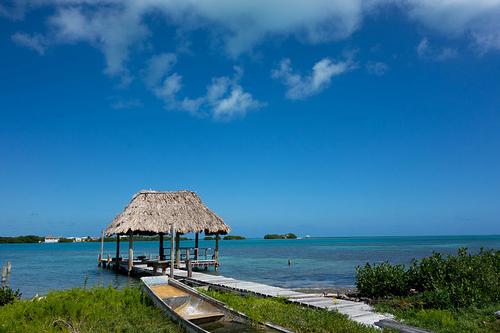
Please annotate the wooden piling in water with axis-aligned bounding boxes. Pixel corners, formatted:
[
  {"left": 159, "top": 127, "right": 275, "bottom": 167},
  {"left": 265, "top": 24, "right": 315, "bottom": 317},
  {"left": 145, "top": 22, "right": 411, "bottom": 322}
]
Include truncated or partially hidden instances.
[
  {"left": 99, "top": 229, "right": 105, "bottom": 267},
  {"left": 1, "top": 266, "right": 7, "bottom": 287},
  {"left": 115, "top": 235, "right": 120, "bottom": 271},
  {"left": 128, "top": 231, "right": 134, "bottom": 275},
  {"left": 7, "top": 261, "right": 11, "bottom": 274},
  {"left": 215, "top": 234, "right": 220, "bottom": 271}
]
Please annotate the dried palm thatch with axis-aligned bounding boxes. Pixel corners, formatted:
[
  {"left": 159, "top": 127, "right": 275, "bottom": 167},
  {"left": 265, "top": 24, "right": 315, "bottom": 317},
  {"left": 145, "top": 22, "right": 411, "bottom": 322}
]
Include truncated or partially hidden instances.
[{"left": 105, "top": 190, "right": 229, "bottom": 236}]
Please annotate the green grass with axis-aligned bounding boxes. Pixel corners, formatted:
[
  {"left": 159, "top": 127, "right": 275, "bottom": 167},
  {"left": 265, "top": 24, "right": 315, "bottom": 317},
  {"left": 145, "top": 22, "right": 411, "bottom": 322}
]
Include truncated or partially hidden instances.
[
  {"left": 374, "top": 298, "right": 500, "bottom": 333},
  {"left": 0, "top": 286, "right": 182, "bottom": 333},
  {"left": 202, "top": 289, "right": 386, "bottom": 333},
  {"left": 0, "top": 285, "right": 386, "bottom": 333}
]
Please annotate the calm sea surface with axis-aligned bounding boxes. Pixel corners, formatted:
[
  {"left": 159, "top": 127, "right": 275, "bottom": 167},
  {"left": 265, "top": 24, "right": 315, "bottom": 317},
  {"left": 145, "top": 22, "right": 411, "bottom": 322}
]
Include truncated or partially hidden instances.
[{"left": 1, "top": 235, "right": 499, "bottom": 298}]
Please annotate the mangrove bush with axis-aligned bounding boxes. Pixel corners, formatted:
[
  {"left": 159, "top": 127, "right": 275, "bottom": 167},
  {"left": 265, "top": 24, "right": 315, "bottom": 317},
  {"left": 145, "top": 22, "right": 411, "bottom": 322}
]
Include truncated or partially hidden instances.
[
  {"left": 356, "top": 248, "right": 500, "bottom": 309},
  {"left": 0, "top": 287, "right": 21, "bottom": 306}
]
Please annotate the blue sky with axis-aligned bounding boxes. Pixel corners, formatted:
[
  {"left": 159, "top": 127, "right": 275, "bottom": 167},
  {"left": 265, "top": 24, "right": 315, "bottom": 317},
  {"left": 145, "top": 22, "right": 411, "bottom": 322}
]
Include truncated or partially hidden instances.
[{"left": 1, "top": 1, "right": 500, "bottom": 237}]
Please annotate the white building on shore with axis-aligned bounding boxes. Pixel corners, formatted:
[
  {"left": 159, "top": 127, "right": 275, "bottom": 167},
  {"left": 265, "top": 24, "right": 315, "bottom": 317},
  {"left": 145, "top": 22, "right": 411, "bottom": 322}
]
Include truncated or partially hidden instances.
[{"left": 44, "top": 236, "right": 59, "bottom": 243}]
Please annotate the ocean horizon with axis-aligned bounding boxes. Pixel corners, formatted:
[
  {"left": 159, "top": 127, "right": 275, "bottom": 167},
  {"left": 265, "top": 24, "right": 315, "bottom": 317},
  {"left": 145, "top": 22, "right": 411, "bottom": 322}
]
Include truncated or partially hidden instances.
[{"left": 1, "top": 234, "right": 499, "bottom": 299}]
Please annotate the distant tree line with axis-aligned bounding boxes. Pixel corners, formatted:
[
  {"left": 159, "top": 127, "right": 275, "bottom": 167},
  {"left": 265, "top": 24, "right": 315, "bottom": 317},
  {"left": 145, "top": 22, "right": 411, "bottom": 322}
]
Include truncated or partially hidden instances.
[
  {"left": 0, "top": 235, "right": 44, "bottom": 243},
  {"left": 58, "top": 238, "right": 74, "bottom": 243},
  {"left": 0, "top": 235, "right": 192, "bottom": 243}
]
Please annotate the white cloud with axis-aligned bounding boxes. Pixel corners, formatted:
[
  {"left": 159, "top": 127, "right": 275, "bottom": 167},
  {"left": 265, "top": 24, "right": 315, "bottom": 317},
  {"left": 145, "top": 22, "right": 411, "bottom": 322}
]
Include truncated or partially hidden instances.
[
  {"left": 416, "top": 38, "right": 430, "bottom": 57},
  {"left": 403, "top": 0, "right": 500, "bottom": 54},
  {"left": 144, "top": 53, "right": 177, "bottom": 88},
  {"left": 5, "top": 0, "right": 366, "bottom": 65},
  {"left": 206, "top": 74, "right": 262, "bottom": 120},
  {"left": 366, "top": 61, "right": 388, "bottom": 76},
  {"left": 5, "top": 0, "right": 500, "bottom": 82},
  {"left": 4, "top": 0, "right": 500, "bottom": 121},
  {"left": 49, "top": 5, "right": 149, "bottom": 81},
  {"left": 148, "top": 66, "right": 262, "bottom": 120},
  {"left": 473, "top": 31, "right": 500, "bottom": 54},
  {"left": 404, "top": 0, "right": 500, "bottom": 34},
  {"left": 417, "top": 37, "right": 458, "bottom": 61},
  {"left": 11, "top": 32, "right": 47, "bottom": 54},
  {"left": 4, "top": 0, "right": 500, "bottom": 62},
  {"left": 272, "top": 57, "right": 354, "bottom": 100},
  {"left": 154, "top": 73, "right": 183, "bottom": 102}
]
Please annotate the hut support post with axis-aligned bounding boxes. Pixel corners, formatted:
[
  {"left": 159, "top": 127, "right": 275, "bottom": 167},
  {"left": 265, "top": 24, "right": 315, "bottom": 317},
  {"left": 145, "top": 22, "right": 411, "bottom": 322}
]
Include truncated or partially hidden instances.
[
  {"left": 99, "top": 229, "right": 105, "bottom": 267},
  {"left": 128, "top": 231, "right": 134, "bottom": 275},
  {"left": 115, "top": 235, "right": 120, "bottom": 271},
  {"left": 170, "top": 225, "right": 175, "bottom": 278},
  {"left": 159, "top": 233, "right": 164, "bottom": 260},
  {"left": 194, "top": 232, "right": 199, "bottom": 260},
  {"left": 214, "top": 233, "right": 219, "bottom": 271},
  {"left": 175, "top": 233, "right": 181, "bottom": 268},
  {"left": 186, "top": 249, "right": 192, "bottom": 277}
]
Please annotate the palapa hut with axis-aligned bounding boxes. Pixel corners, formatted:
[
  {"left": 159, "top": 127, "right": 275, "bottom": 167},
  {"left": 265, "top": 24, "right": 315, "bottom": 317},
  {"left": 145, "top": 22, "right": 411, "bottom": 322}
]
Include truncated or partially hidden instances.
[{"left": 105, "top": 190, "right": 230, "bottom": 276}]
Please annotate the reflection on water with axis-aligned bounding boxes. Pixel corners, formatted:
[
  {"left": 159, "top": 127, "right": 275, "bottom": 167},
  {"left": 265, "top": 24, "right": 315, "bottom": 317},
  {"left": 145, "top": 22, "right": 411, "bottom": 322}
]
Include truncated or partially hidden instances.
[{"left": 0, "top": 235, "right": 498, "bottom": 298}]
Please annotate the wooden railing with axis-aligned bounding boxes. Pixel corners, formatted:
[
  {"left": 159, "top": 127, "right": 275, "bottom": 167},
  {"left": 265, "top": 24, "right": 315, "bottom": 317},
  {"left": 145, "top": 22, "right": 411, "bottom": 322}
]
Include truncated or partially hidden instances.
[
  {"left": 122, "top": 247, "right": 215, "bottom": 262},
  {"left": 165, "top": 247, "right": 215, "bottom": 261}
]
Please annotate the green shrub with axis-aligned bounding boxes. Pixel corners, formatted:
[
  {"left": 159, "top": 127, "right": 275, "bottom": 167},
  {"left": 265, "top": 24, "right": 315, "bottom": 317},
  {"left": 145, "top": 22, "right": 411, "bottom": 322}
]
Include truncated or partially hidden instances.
[
  {"left": 356, "top": 262, "right": 410, "bottom": 298},
  {"left": 409, "top": 248, "right": 500, "bottom": 308},
  {"left": 356, "top": 248, "right": 500, "bottom": 309},
  {"left": 0, "top": 287, "right": 21, "bottom": 306}
]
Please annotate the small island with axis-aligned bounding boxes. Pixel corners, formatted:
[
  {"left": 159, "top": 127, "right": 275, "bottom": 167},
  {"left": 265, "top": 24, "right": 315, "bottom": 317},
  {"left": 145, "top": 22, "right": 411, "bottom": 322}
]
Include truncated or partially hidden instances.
[
  {"left": 223, "top": 235, "right": 246, "bottom": 240},
  {"left": 264, "top": 233, "right": 297, "bottom": 239}
]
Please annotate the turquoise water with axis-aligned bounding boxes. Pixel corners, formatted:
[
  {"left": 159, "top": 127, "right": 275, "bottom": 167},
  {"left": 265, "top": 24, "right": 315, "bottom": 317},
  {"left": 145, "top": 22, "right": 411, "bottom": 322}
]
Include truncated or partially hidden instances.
[{"left": 0, "top": 236, "right": 499, "bottom": 298}]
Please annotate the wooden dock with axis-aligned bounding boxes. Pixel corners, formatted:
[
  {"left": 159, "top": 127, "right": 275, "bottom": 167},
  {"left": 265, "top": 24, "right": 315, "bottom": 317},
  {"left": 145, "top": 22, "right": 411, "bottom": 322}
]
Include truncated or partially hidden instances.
[{"left": 106, "top": 260, "right": 395, "bottom": 328}]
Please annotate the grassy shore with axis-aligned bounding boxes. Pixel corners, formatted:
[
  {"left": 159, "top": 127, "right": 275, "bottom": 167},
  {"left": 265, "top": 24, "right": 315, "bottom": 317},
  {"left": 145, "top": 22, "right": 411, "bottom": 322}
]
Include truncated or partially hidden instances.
[
  {"left": 202, "top": 289, "right": 385, "bottom": 333},
  {"left": 374, "top": 299, "right": 500, "bottom": 333},
  {"left": 0, "top": 287, "right": 181, "bottom": 333},
  {"left": 0, "top": 285, "right": 395, "bottom": 333}
]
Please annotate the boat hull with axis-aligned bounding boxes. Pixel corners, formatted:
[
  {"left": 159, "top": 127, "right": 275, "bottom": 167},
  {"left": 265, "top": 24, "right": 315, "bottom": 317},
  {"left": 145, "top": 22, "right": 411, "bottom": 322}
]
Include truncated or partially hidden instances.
[{"left": 141, "top": 276, "right": 293, "bottom": 333}]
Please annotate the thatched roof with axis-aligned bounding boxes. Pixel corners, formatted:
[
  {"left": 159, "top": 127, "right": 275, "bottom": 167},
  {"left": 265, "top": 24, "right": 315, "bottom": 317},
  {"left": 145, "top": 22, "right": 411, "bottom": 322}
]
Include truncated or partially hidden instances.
[{"left": 105, "top": 190, "right": 229, "bottom": 236}]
